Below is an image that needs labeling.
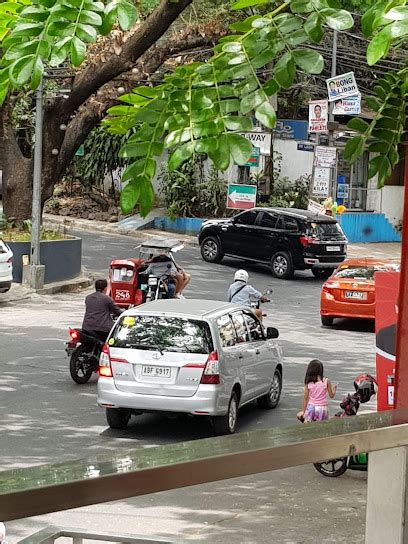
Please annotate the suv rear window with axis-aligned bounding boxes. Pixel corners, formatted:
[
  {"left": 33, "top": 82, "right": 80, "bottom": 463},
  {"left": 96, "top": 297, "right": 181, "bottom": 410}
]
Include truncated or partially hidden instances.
[
  {"left": 307, "top": 221, "right": 344, "bottom": 238},
  {"left": 110, "top": 316, "right": 213, "bottom": 354}
]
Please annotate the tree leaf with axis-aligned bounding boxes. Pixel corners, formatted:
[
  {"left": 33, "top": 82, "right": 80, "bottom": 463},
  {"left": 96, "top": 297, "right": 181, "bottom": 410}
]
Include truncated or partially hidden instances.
[
  {"left": 290, "top": 0, "right": 313, "bottom": 14},
  {"left": 343, "top": 135, "right": 365, "bottom": 163},
  {"left": 117, "top": 0, "right": 138, "bottom": 31},
  {"left": 226, "top": 133, "right": 252, "bottom": 165},
  {"left": 79, "top": 9, "right": 103, "bottom": 26},
  {"left": 208, "top": 134, "right": 230, "bottom": 170},
  {"left": 321, "top": 8, "right": 354, "bottom": 31},
  {"left": 30, "top": 56, "right": 43, "bottom": 89},
  {"left": 168, "top": 142, "right": 195, "bottom": 171},
  {"left": 139, "top": 178, "right": 155, "bottom": 217},
  {"left": 255, "top": 101, "right": 276, "bottom": 129},
  {"left": 224, "top": 116, "right": 253, "bottom": 131},
  {"left": 9, "top": 54, "right": 34, "bottom": 86},
  {"left": 70, "top": 36, "right": 86, "bottom": 66},
  {"left": 367, "top": 31, "right": 390, "bottom": 65},
  {"left": 274, "top": 52, "right": 296, "bottom": 89},
  {"left": 347, "top": 117, "right": 370, "bottom": 134},
  {"left": 365, "top": 95, "right": 382, "bottom": 112},
  {"left": 240, "top": 89, "right": 266, "bottom": 115},
  {"left": 120, "top": 181, "right": 140, "bottom": 215},
  {"left": 292, "top": 48, "right": 324, "bottom": 74},
  {"left": 304, "top": 12, "right": 323, "bottom": 43},
  {"left": 119, "top": 141, "right": 150, "bottom": 158},
  {"left": 231, "top": 0, "right": 269, "bottom": 9},
  {"left": 263, "top": 78, "right": 280, "bottom": 96}
]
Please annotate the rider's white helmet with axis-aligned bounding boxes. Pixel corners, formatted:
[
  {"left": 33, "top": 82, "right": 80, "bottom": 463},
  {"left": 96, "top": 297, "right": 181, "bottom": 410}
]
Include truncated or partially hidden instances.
[{"left": 234, "top": 269, "right": 249, "bottom": 283}]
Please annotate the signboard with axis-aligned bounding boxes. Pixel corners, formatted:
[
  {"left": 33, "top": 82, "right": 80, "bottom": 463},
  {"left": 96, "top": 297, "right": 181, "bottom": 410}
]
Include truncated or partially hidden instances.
[
  {"left": 241, "top": 131, "right": 271, "bottom": 154},
  {"left": 333, "top": 95, "right": 361, "bottom": 115},
  {"left": 75, "top": 144, "right": 85, "bottom": 157},
  {"left": 227, "top": 184, "right": 257, "bottom": 210},
  {"left": 298, "top": 143, "right": 314, "bottom": 152},
  {"left": 273, "top": 120, "right": 308, "bottom": 141},
  {"left": 245, "top": 147, "right": 260, "bottom": 167},
  {"left": 314, "top": 146, "right": 337, "bottom": 168},
  {"left": 375, "top": 271, "right": 399, "bottom": 411},
  {"left": 337, "top": 183, "right": 349, "bottom": 199},
  {"left": 308, "top": 100, "right": 328, "bottom": 133},
  {"left": 308, "top": 200, "right": 326, "bottom": 215},
  {"left": 312, "top": 168, "right": 330, "bottom": 197},
  {"left": 326, "top": 72, "right": 359, "bottom": 102}
]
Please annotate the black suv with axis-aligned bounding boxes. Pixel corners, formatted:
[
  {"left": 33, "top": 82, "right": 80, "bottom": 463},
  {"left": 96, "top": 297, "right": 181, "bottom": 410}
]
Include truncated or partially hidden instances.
[{"left": 198, "top": 207, "right": 347, "bottom": 279}]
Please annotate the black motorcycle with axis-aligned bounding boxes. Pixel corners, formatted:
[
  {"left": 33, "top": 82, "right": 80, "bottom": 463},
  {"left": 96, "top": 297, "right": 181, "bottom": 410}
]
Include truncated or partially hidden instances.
[
  {"left": 313, "top": 374, "right": 377, "bottom": 477},
  {"left": 66, "top": 329, "right": 105, "bottom": 384}
]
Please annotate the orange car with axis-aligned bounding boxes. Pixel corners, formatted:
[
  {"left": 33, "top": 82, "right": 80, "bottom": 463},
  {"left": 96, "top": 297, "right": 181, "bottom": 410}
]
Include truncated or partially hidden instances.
[{"left": 320, "top": 258, "right": 400, "bottom": 326}]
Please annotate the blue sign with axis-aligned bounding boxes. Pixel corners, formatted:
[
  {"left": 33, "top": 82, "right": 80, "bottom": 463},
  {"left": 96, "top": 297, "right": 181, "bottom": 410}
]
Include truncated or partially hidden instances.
[
  {"left": 297, "top": 143, "right": 314, "bottom": 152},
  {"left": 274, "top": 119, "right": 309, "bottom": 141}
]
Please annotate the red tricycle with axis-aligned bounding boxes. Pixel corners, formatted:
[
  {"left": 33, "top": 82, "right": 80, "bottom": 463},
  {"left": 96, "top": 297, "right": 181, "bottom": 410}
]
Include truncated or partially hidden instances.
[{"left": 107, "top": 237, "right": 185, "bottom": 309}]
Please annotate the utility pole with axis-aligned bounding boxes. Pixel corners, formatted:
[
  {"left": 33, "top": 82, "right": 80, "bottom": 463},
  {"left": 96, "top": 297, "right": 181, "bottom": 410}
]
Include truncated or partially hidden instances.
[
  {"left": 24, "top": 76, "right": 45, "bottom": 290},
  {"left": 328, "top": 30, "right": 339, "bottom": 201}
]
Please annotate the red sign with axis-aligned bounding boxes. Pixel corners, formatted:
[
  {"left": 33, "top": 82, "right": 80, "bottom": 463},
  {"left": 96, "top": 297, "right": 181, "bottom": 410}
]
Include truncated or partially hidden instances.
[{"left": 375, "top": 271, "right": 399, "bottom": 411}]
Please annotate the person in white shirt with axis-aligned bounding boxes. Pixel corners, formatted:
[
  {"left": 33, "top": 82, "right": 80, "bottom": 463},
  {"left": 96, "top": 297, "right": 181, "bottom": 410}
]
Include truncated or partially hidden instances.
[{"left": 227, "top": 269, "right": 269, "bottom": 320}]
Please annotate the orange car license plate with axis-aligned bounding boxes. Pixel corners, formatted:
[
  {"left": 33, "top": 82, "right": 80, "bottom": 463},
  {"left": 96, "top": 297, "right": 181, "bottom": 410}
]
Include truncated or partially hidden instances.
[{"left": 345, "top": 291, "right": 366, "bottom": 300}]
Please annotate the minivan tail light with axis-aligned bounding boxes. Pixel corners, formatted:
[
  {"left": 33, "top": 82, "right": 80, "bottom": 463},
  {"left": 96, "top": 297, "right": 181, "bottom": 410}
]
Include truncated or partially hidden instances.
[
  {"left": 99, "top": 344, "right": 113, "bottom": 377},
  {"left": 200, "top": 351, "right": 220, "bottom": 384}
]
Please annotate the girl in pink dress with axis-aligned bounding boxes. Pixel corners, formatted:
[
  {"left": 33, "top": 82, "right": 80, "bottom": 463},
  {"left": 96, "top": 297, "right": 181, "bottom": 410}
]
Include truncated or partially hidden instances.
[{"left": 298, "top": 360, "right": 337, "bottom": 422}]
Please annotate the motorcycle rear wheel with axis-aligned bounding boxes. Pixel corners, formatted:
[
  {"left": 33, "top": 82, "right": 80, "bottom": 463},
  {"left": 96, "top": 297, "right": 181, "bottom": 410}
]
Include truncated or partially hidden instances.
[
  {"left": 70, "top": 345, "right": 95, "bottom": 384},
  {"left": 313, "top": 458, "right": 348, "bottom": 477}
]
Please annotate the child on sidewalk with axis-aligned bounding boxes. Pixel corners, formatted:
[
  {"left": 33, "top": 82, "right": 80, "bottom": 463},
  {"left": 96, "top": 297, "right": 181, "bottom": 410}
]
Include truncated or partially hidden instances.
[{"left": 297, "top": 359, "right": 337, "bottom": 422}]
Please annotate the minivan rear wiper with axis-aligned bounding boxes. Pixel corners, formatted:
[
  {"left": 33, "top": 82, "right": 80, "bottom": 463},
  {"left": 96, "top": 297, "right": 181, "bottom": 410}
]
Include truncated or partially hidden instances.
[{"left": 128, "top": 344, "right": 164, "bottom": 354}]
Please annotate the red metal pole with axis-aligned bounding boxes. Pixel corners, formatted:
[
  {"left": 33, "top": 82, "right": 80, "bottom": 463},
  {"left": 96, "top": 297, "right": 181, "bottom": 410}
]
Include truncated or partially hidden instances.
[{"left": 394, "top": 154, "right": 408, "bottom": 408}]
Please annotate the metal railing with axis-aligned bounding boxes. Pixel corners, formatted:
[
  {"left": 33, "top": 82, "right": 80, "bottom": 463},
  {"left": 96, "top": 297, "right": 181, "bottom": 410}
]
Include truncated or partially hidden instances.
[
  {"left": 1, "top": 409, "right": 408, "bottom": 525},
  {"left": 17, "top": 527, "right": 172, "bottom": 544}
]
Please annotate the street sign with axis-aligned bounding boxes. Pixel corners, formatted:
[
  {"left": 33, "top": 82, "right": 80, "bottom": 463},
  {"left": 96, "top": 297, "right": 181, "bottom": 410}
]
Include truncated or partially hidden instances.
[
  {"left": 274, "top": 120, "right": 308, "bottom": 141},
  {"left": 314, "top": 146, "right": 337, "bottom": 168},
  {"left": 298, "top": 143, "right": 314, "bottom": 152},
  {"left": 326, "top": 72, "right": 359, "bottom": 102},
  {"left": 312, "top": 168, "right": 330, "bottom": 197},
  {"left": 245, "top": 147, "right": 260, "bottom": 167},
  {"left": 227, "top": 184, "right": 257, "bottom": 210},
  {"left": 240, "top": 131, "right": 271, "bottom": 154}
]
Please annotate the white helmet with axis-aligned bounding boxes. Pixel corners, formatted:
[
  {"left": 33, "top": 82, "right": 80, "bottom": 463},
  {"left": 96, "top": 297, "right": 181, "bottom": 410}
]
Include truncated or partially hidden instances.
[{"left": 234, "top": 269, "right": 249, "bottom": 283}]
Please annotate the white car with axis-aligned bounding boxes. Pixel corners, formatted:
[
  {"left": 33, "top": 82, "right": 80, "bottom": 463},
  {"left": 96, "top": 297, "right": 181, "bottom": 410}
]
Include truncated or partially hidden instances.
[
  {"left": 0, "top": 240, "right": 13, "bottom": 293},
  {"left": 98, "top": 299, "right": 283, "bottom": 434}
]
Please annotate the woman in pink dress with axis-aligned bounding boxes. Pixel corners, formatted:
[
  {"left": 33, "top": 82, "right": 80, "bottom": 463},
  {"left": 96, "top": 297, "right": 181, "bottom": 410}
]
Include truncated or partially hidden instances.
[{"left": 298, "top": 360, "right": 337, "bottom": 422}]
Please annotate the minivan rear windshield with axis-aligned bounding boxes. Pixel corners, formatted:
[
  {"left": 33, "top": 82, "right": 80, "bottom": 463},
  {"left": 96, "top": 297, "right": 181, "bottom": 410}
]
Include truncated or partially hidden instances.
[
  {"left": 110, "top": 315, "right": 213, "bottom": 354},
  {"left": 307, "top": 222, "right": 344, "bottom": 238}
]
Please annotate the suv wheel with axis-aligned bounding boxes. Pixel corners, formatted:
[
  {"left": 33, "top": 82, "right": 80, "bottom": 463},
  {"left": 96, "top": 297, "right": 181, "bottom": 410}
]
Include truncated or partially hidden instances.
[
  {"left": 312, "top": 268, "right": 333, "bottom": 279},
  {"left": 321, "top": 316, "right": 334, "bottom": 327},
  {"left": 258, "top": 369, "right": 282, "bottom": 409},
  {"left": 271, "top": 251, "right": 294, "bottom": 279},
  {"left": 212, "top": 392, "right": 238, "bottom": 435},
  {"left": 200, "top": 236, "right": 224, "bottom": 263}
]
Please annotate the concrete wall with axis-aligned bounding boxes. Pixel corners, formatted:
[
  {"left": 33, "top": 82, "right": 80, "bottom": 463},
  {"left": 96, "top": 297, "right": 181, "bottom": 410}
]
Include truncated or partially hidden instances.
[
  {"left": 379, "top": 186, "right": 404, "bottom": 226},
  {"left": 273, "top": 139, "right": 314, "bottom": 180},
  {"left": 8, "top": 237, "right": 82, "bottom": 284}
]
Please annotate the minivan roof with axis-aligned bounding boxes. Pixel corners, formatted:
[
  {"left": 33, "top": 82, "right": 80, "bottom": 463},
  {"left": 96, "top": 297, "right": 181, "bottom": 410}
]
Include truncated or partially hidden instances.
[
  {"left": 255, "top": 207, "right": 337, "bottom": 223},
  {"left": 126, "top": 299, "right": 235, "bottom": 318}
]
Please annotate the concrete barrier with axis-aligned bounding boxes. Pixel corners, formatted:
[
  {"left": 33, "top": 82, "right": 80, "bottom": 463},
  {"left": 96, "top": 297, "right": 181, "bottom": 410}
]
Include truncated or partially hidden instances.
[{"left": 8, "top": 237, "right": 82, "bottom": 284}]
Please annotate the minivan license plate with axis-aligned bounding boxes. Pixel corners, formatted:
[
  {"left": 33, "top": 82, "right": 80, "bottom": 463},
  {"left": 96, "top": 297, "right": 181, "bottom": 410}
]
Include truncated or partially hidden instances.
[
  {"left": 327, "top": 246, "right": 340, "bottom": 252},
  {"left": 142, "top": 365, "right": 171, "bottom": 378}
]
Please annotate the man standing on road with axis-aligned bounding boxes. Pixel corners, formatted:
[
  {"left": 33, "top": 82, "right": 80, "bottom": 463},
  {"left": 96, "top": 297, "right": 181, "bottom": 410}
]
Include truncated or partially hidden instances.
[{"left": 82, "top": 279, "right": 123, "bottom": 341}]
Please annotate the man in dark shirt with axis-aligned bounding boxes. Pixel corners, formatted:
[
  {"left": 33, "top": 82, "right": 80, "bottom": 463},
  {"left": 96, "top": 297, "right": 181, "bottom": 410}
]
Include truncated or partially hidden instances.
[{"left": 82, "top": 279, "right": 123, "bottom": 341}]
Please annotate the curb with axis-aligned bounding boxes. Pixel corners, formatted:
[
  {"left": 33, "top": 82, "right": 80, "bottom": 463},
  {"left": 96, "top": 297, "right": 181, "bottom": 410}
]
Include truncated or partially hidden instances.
[{"left": 36, "top": 275, "right": 92, "bottom": 295}]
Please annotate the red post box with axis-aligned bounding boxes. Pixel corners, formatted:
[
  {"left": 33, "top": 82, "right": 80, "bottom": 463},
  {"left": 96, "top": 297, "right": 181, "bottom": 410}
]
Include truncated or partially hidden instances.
[{"left": 375, "top": 271, "right": 399, "bottom": 411}]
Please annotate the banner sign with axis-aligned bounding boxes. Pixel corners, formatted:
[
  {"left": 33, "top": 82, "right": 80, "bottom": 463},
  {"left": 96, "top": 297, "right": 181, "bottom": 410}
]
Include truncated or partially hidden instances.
[
  {"left": 308, "top": 200, "right": 326, "bottom": 215},
  {"left": 314, "top": 146, "right": 337, "bottom": 168},
  {"left": 227, "top": 184, "right": 257, "bottom": 210},
  {"left": 308, "top": 100, "right": 328, "bottom": 133},
  {"left": 312, "top": 168, "right": 330, "bottom": 197},
  {"left": 245, "top": 147, "right": 260, "bottom": 167},
  {"left": 298, "top": 143, "right": 314, "bottom": 152},
  {"left": 326, "top": 72, "right": 359, "bottom": 102},
  {"left": 333, "top": 95, "right": 361, "bottom": 115},
  {"left": 273, "top": 119, "right": 309, "bottom": 141},
  {"left": 241, "top": 131, "right": 271, "bottom": 154},
  {"left": 337, "top": 183, "right": 349, "bottom": 199}
]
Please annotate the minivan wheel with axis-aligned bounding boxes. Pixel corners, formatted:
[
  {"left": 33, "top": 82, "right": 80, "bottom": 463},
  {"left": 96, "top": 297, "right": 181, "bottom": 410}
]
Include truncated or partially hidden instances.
[
  {"left": 213, "top": 392, "right": 238, "bottom": 435},
  {"left": 321, "top": 316, "right": 334, "bottom": 327},
  {"left": 106, "top": 408, "right": 131, "bottom": 429},
  {"left": 271, "top": 251, "right": 294, "bottom": 279},
  {"left": 258, "top": 369, "right": 282, "bottom": 409},
  {"left": 312, "top": 268, "right": 333, "bottom": 279},
  {"left": 200, "top": 236, "right": 224, "bottom": 263}
]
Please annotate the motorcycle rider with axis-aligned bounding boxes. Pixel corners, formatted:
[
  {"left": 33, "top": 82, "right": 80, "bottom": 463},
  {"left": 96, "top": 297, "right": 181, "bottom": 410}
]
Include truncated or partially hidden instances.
[
  {"left": 82, "top": 279, "right": 123, "bottom": 341},
  {"left": 143, "top": 254, "right": 177, "bottom": 298},
  {"left": 227, "top": 269, "right": 269, "bottom": 320}
]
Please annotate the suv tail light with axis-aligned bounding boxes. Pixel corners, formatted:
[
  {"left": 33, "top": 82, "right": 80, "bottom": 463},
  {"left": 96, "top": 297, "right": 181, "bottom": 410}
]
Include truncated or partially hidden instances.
[
  {"left": 99, "top": 344, "right": 113, "bottom": 377},
  {"left": 299, "top": 236, "right": 316, "bottom": 247},
  {"left": 200, "top": 351, "right": 220, "bottom": 384}
]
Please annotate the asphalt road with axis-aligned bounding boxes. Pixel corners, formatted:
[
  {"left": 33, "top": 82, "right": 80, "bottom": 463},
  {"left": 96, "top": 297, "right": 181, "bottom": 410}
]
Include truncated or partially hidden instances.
[{"left": 0, "top": 228, "right": 375, "bottom": 542}]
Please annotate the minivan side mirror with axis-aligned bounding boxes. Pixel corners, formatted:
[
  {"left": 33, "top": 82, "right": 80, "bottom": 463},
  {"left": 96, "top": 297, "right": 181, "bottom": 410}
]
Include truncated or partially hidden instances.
[{"left": 266, "top": 327, "right": 279, "bottom": 339}]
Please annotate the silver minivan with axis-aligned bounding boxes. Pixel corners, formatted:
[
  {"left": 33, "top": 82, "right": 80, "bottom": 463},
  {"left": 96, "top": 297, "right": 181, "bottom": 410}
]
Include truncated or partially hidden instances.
[{"left": 97, "top": 299, "right": 283, "bottom": 434}]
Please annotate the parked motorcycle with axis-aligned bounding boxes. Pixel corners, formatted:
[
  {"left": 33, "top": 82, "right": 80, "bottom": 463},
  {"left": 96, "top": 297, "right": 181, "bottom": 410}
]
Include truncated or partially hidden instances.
[
  {"left": 313, "top": 374, "right": 377, "bottom": 477},
  {"left": 66, "top": 329, "right": 105, "bottom": 384}
]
